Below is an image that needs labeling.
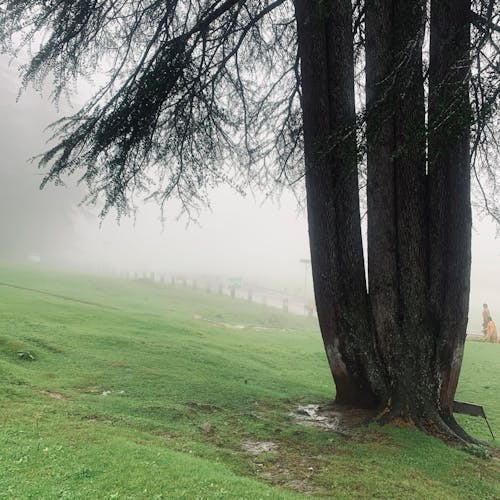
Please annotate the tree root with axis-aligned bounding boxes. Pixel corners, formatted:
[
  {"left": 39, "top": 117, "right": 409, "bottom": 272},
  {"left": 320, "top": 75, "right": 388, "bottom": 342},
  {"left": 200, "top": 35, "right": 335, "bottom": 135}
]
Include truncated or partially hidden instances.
[
  {"left": 312, "top": 400, "right": 488, "bottom": 452},
  {"left": 372, "top": 402, "right": 488, "bottom": 450},
  {"left": 440, "top": 413, "right": 486, "bottom": 447}
]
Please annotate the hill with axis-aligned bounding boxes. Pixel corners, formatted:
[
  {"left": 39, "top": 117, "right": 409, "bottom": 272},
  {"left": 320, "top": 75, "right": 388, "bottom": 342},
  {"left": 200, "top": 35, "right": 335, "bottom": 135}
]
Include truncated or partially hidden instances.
[{"left": 0, "top": 265, "right": 498, "bottom": 499}]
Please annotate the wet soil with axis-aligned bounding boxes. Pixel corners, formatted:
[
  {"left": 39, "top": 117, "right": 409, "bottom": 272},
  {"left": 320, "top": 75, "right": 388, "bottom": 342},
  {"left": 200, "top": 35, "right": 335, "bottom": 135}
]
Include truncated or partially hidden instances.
[
  {"left": 292, "top": 403, "right": 375, "bottom": 433},
  {"left": 242, "top": 440, "right": 278, "bottom": 454}
]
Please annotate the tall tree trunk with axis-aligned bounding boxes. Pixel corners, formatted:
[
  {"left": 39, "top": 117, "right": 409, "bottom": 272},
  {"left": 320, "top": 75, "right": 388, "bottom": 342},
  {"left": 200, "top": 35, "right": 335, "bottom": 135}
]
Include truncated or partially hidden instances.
[
  {"left": 366, "top": 0, "right": 436, "bottom": 418},
  {"left": 428, "top": 0, "right": 472, "bottom": 427},
  {"left": 296, "top": 0, "right": 475, "bottom": 442},
  {"left": 365, "top": 0, "right": 400, "bottom": 404},
  {"left": 294, "top": 0, "right": 384, "bottom": 408}
]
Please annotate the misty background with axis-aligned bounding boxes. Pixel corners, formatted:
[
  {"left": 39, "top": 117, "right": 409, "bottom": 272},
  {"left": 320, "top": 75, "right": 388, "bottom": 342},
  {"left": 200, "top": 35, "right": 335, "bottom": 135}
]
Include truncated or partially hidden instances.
[{"left": 1, "top": 54, "right": 498, "bottom": 331}]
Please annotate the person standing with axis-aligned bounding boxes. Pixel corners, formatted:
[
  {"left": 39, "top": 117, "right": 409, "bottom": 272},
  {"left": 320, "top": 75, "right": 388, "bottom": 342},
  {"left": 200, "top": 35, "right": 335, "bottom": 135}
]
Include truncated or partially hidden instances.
[
  {"left": 484, "top": 318, "right": 498, "bottom": 343},
  {"left": 482, "top": 303, "right": 491, "bottom": 330}
]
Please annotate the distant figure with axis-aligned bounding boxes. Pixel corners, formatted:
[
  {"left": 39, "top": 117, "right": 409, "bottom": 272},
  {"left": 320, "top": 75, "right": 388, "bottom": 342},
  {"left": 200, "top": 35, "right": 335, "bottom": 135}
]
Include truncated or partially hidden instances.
[
  {"left": 482, "top": 303, "right": 491, "bottom": 330},
  {"left": 483, "top": 318, "right": 498, "bottom": 343}
]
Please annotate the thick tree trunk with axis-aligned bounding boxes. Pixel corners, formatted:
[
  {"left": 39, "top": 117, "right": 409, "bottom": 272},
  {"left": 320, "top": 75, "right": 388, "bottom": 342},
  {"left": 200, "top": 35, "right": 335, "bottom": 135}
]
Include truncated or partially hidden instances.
[
  {"left": 365, "top": 0, "right": 400, "bottom": 404},
  {"left": 366, "top": 0, "right": 439, "bottom": 417},
  {"left": 295, "top": 0, "right": 474, "bottom": 441},
  {"left": 365, "top": 0, "right": 398, "bottom": 374},
  {"left": 294, "top": 0, "right": 384, "bottom": 408},
  {"left": 390, "top": 0, "right": 434, "bottom": 415},
  {"left": 428, "top": 0, "right": 472, "bottom": 424}
]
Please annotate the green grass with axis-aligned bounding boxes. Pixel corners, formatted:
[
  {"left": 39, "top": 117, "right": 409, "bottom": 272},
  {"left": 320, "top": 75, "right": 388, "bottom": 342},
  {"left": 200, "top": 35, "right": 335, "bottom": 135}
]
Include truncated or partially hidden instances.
[{"left": 0, "top": 264, "right": 498, "bottom": 499}]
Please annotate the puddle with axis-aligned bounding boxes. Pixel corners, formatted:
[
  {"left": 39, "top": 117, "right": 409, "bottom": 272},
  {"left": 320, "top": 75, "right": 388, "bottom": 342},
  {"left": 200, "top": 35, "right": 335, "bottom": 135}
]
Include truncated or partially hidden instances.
[
  {"left": 292, "top": 404, "right": 372, "bottom": 432},
  {"left": 293, "top": 405, "right": 342, "bottom": 431}
]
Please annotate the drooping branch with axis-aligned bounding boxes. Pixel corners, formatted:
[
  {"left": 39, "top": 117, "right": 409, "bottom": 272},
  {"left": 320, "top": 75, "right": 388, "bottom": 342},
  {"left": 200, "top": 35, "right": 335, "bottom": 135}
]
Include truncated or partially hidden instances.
[
  {"left": 0, "top": 0, "right": 498, "bottom": 225},
  {"left": 469, "top": 0, "right": 500, "bottom": 224},
  {"left": 0, "top": 0, "right": 297, "bottom": 216}
]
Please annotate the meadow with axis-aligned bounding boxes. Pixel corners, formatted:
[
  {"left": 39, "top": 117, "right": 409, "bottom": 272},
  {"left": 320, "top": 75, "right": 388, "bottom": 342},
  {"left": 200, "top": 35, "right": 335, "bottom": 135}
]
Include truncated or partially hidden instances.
[{"left": 0, "top": 265, "right": 499, "bottom": 499}]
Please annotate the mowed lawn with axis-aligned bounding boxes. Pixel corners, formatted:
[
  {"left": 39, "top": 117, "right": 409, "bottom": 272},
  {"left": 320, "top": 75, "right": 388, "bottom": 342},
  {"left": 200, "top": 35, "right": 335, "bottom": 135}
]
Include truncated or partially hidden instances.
[{"left": 0, "top": 265, "right": 498, "bottom": 499}]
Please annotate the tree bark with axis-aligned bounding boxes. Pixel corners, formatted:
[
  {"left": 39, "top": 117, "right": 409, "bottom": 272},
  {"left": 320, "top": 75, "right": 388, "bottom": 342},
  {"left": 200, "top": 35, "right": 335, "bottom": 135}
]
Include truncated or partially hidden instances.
[
  {"left": 366, "top": 0, "right": 439, "bottom": 417},
  {"left": 294, "top": 0, "right": 384, "bottom": 408},
  {"left": 428, "top": 0, "right": 472, "bottom": 423},
  {"left": 365, "top": 0, "right": 400, "bottom": 402}
]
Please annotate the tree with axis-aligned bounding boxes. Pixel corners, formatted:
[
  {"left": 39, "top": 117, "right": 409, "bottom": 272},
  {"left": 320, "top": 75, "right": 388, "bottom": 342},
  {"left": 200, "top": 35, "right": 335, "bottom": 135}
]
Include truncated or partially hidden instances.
[{"left": 1, "top": 0, "right": 498, "bottom": 443}]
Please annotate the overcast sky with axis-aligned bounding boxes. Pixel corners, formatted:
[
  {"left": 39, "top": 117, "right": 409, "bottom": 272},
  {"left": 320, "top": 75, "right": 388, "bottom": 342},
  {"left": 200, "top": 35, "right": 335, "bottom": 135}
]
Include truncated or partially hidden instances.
[{"left": 0, "top": 54, "right": 498, "bottom": 328}]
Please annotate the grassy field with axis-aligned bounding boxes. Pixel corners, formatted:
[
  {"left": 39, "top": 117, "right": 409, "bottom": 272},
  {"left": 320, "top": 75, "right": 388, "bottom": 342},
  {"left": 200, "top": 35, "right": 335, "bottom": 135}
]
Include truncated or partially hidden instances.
[{"left": 0, "top": 264, "right": 499, "bottom": 499}]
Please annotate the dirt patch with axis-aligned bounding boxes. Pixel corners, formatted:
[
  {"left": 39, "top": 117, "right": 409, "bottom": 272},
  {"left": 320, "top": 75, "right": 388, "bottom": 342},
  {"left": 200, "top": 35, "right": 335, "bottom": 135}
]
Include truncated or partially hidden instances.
[
  {"left": 185, "top": 401, "right": 222, "bottom": 413},
  {"left": 260, "top": 469, "right": 320, "bottom": 495},
  {"left": 200, "top": 422, "right": 213, "bottom": 434},
  {"left": 109, "top": 360, "right": 128, "bottom": 368},
  {"left": 100, "top": 390, "right": 125, "bottom": 396},
  {"left": 292, "top": 403, "right": 375, "bottom": 433},
  {"left": 192, "top": 312, "right": 292, "bottom": 332},
  {"left": 159, "top": 433, "right": 179, "bottom": 441},
  {"left": 39, "top": 390, "right": 70, "bottom": 401},
  {"left": 242, "top": 440, "right": 278, "bottom": 454},
  {"left": 245, "top": 441, "right": 328, "bottom": 496}
]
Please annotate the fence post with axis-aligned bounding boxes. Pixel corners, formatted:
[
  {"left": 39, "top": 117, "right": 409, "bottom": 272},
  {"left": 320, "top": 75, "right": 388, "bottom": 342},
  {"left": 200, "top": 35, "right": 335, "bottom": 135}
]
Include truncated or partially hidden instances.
[{"left": 282, "top": 298, "right": 288, "bottom": 313}]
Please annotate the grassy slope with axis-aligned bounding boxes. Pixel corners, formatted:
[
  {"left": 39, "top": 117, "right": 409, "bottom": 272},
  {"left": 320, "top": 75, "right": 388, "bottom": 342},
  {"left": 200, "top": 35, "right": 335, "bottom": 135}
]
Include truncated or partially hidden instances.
[{"left": 0, "top": 265, "right": 498, "bottom": 499}]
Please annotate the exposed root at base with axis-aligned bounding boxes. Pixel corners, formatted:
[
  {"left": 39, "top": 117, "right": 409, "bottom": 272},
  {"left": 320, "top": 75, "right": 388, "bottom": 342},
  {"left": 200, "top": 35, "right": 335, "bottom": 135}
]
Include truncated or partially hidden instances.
[
  {"left": 374, "top": 404, "right": 487, "bottom": 449},
  {"left": 293, "top": 401, "right": 488, "bottom": 451}
]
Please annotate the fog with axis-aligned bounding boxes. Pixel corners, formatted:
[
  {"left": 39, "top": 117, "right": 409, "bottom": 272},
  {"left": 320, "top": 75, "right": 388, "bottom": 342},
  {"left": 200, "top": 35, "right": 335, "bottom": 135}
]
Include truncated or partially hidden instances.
[
  {"left": 0, "top": 56, "right": 311, "bottom": 294},
  {"left": 0, "top": 55, "right": 498, "bottom": 329}
]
